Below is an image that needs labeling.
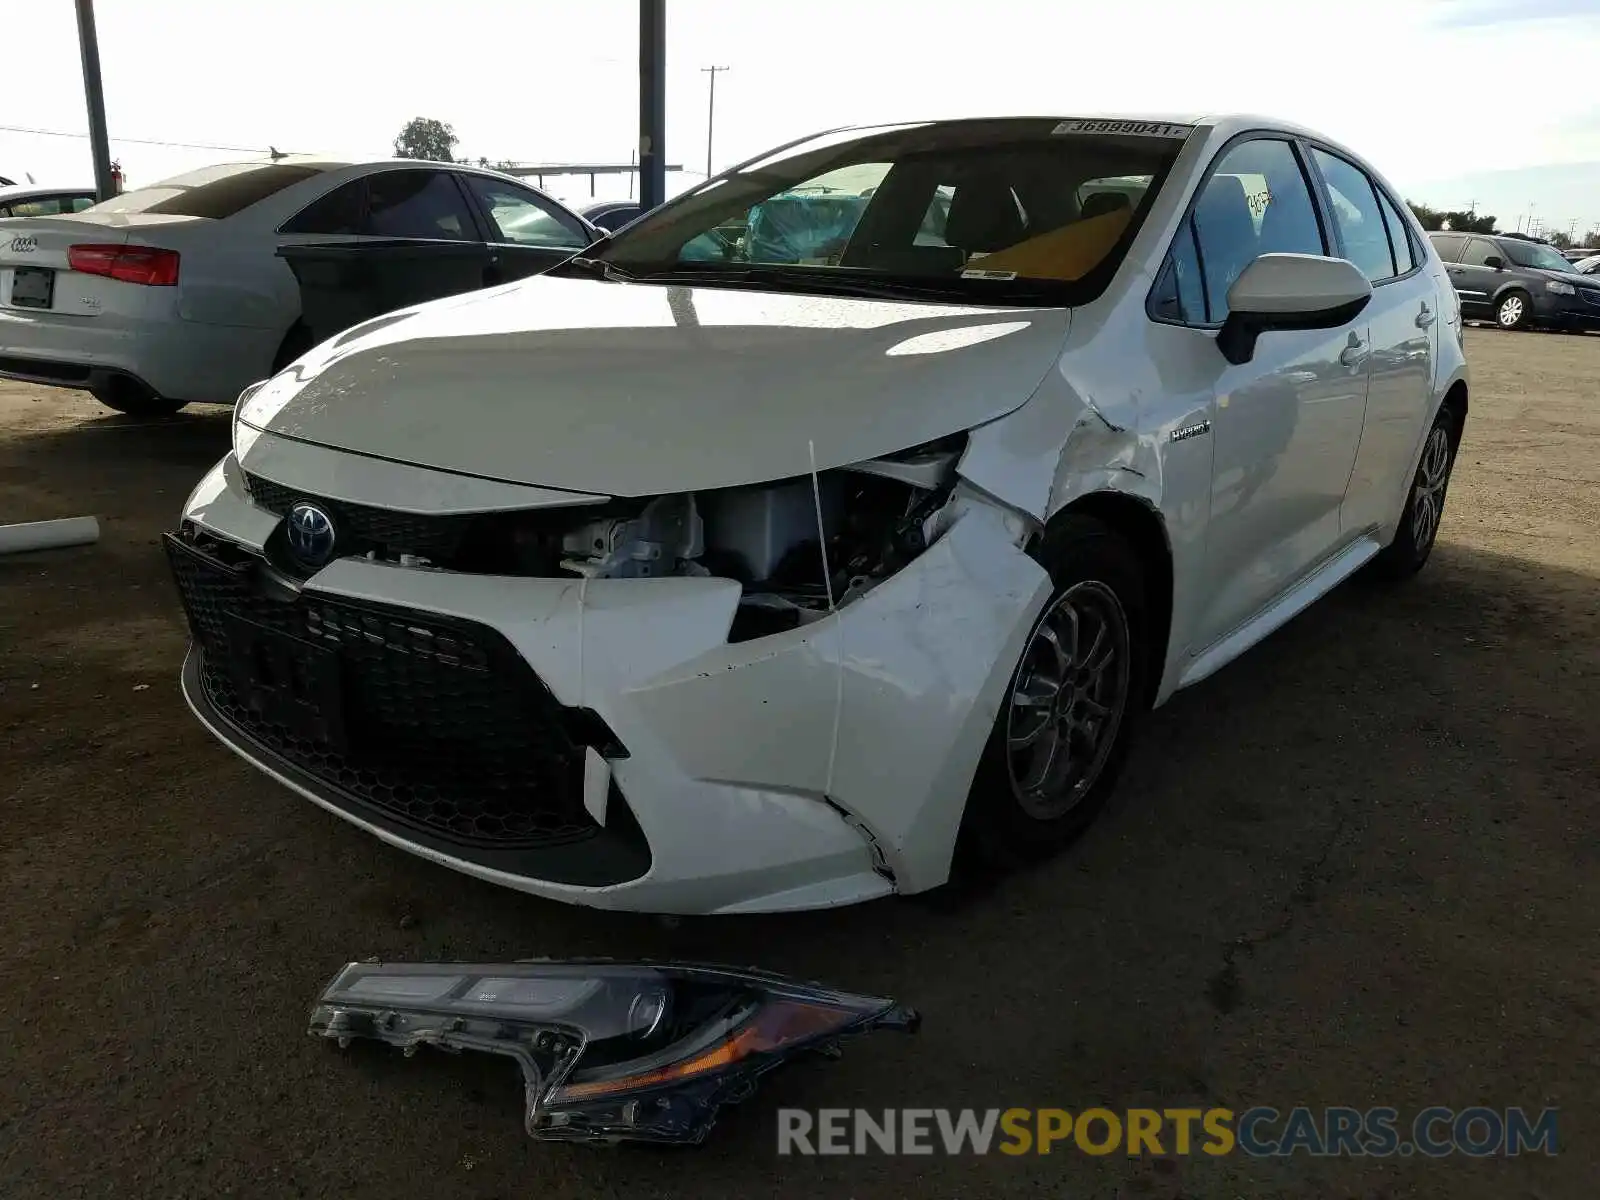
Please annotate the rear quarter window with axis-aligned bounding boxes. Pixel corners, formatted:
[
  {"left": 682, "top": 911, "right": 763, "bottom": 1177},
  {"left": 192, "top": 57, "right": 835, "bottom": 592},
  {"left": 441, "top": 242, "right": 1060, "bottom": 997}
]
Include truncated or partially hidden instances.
[{"left": 88, "top": 164, "right": 328, "bottom": 219}]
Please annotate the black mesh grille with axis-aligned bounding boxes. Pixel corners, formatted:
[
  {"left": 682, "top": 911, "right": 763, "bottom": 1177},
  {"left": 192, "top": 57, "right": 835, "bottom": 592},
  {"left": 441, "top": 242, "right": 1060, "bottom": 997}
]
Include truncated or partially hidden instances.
[
  {"left": 244, "top": 472, "right": 475, "bottom": 560},
  {"left": 165, "top": 532, "right": 600, "bottom": 848}
]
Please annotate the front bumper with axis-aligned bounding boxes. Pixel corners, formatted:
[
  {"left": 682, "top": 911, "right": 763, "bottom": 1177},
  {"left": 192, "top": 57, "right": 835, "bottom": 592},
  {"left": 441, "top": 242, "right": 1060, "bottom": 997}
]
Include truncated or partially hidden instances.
[
  {"left": 170, "top": 453, "right": 1052, "bottom": 914},
  {"left": 1532, "top": 289, "right": 1600, "bottom": 329}
]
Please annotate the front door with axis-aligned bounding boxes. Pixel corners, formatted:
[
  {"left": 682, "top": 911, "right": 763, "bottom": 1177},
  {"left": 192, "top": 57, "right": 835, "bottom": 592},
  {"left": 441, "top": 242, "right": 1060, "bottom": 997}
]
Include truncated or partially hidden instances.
[
  {"left": 1182, "top": 137, "right": 1373, "bottom": 651},
  {"left": 456, "top": 175, "right": 597, "bottom": 286}
]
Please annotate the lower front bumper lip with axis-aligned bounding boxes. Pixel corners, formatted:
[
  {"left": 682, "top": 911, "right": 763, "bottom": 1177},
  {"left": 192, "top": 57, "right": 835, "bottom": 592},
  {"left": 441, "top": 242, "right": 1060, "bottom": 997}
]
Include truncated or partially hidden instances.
[{"left": 178, "top": 644, "right": 654, "bottom": 890}]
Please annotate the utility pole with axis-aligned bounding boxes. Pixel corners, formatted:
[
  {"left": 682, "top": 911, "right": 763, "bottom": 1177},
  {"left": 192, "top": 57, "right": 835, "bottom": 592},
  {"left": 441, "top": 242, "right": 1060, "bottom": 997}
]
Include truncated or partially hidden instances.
[
  {"left": 701, "top": 65, "right": 729, "bottom": 180},
  {"left": 73, "top": 0, "right": 115, "bottom": 202},
  {"left": 638, "top": 0, "right": 665, "bottom": 211}
]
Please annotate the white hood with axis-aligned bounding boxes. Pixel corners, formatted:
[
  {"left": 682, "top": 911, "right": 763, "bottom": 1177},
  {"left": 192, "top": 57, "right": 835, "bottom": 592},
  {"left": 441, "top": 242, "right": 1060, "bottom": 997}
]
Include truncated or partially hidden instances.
[{"left": 238, "top": 275, "right": 1071, "bottom": 497}]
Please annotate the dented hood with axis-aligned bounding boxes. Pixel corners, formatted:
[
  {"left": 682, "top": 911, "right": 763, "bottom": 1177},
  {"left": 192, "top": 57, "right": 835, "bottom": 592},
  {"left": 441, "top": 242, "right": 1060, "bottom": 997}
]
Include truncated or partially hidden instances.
[{"left": 238, "top": 275, "right": 1071, "bottom": 496}]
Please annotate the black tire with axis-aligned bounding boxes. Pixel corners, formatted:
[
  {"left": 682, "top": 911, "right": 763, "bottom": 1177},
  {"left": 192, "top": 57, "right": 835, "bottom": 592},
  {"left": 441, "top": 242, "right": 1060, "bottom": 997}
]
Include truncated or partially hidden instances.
[
  {"left": 955, "top": 515, "right": 1149, "bottom": 873},
  {"left": 91, "top": 381, "right": 186, "bottom": 417},
  {"left": 1495, "top": 289, "right": 1532, "bottom": 330},
  {"left": 1372, "top": 404, "right": 1460, "bottom": 580},
  {"left": 272, "top": 321, "right": 315, "bottom": 374}
]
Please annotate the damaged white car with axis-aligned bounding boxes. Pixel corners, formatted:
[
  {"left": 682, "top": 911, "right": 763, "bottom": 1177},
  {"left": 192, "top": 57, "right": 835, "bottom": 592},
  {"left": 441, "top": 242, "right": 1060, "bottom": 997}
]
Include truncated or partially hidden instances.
[{"left": 167, "top": 115, "right": 1468, "bottom": 914}]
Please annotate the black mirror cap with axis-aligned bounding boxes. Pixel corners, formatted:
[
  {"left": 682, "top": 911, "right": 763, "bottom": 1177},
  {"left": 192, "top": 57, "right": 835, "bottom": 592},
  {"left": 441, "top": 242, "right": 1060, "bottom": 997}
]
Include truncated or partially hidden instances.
[{"left": 1216, "top": 293, "right": 1372, "bottom": 367}]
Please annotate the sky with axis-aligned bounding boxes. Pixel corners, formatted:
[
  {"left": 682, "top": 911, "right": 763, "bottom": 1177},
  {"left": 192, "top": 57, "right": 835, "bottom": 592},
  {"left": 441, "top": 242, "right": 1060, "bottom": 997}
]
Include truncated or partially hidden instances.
[{"left": 6, "top": 0, "right": 1600, "bottom": 232}]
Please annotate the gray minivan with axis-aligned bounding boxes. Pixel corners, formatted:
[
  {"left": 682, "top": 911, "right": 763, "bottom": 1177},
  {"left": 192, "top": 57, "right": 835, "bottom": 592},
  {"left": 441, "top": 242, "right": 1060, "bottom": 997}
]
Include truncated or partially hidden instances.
[{"left": 1429, "top": 231, "right": 1600, "bottom": 331}]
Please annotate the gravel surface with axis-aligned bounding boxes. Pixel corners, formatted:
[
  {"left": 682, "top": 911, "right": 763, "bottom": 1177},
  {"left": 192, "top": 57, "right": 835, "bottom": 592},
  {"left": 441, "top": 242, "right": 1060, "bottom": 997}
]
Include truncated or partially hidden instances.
[{"left": 1, "top": 327, "right": 1595, "bottom": 1199}]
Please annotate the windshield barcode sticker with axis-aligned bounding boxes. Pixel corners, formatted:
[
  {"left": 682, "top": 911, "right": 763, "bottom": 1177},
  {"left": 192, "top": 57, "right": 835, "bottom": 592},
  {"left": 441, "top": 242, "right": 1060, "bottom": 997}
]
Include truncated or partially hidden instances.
[
  {"left": 961, "top": 268, "right": 1018, "bottom": 281},
  {"left": 1052, "top": 119, "right": 1193, "bottom": 139}
]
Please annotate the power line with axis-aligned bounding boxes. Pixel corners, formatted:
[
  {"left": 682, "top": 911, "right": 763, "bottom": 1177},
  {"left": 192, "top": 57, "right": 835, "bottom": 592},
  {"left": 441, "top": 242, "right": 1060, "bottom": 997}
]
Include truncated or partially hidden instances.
[{"left": 0, "top": 123, "right": 274, "bottom": 155}]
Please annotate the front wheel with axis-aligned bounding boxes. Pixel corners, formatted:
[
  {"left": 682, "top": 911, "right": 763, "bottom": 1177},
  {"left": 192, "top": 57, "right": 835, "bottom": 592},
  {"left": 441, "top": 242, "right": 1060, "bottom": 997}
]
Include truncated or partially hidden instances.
[
  {"left": 956, "top": 516, "right": 1148, "bottom": 871},
  {"left": 1496, "top": 290, "right": 1532, "bottom": 330},
  {"left": 1372, "top": 406, "right": 1459, "bottom": 580}
]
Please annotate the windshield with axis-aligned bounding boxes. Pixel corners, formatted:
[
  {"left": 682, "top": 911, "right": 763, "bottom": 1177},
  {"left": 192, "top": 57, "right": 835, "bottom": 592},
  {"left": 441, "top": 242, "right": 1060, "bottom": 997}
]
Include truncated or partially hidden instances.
[
  {"left": 591, "top": 118, "right": 1190, "bottom": 306},
  {"left": 1502, "top": 240, "right": 1573, "bottom": 273}
]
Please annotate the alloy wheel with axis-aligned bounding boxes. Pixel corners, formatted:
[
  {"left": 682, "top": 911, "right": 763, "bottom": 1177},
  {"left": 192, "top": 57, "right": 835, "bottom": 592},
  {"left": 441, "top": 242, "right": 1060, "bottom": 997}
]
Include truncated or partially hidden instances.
[
  {"left": 1498, "top": 295, "right": 1525, "bottom": 327},
  {"left": 1006, "top": 580, "right": 1133, "bottom": 820},
  {"left": 1410, "top": 425, "right": 1452, "bottom": 551}
]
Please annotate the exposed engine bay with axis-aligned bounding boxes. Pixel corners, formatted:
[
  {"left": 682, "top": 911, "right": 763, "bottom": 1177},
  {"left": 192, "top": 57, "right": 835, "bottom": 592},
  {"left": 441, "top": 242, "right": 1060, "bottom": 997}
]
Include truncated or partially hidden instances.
[{"left": 346, "top": 436, "right": 968, "bottom": 644}]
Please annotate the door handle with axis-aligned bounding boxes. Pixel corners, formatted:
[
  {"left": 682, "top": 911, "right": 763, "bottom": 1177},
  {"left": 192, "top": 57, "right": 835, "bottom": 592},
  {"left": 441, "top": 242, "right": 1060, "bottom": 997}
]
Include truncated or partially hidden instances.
[
  {"left": 1416, "top": 303, "right": 1436, "bottom": 328},
  {"left": 1338, "top": 332, "right": 1369, "bottom": 368}
]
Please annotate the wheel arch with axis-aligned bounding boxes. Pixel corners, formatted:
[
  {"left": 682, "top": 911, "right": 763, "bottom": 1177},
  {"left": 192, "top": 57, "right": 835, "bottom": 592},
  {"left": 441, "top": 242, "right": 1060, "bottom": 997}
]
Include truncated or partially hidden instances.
[{"left": 1036, "top": 490, "right": 1174, "bottom": 708}]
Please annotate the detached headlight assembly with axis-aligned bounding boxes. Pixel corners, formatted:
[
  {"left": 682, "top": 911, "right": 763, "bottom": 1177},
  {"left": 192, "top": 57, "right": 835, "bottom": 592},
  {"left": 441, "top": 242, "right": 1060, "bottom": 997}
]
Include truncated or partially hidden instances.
[
  {"left": 308, "top": 959, "right": 919, "bottom": 1145},
  {"left": 1546, "top": 280, "right": 1577, "bottom": 295}
]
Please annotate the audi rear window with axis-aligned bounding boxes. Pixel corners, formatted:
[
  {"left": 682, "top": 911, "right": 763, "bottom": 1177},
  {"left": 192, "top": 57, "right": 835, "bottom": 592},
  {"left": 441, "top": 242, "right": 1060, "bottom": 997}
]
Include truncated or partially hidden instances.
[{"left": 87, "top": 164, "right": 330, "bottom": 218}]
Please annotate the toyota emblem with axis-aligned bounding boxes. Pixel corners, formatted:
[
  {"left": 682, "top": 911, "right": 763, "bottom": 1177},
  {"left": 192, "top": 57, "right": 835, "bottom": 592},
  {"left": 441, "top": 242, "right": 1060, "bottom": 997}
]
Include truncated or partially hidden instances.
[{"left": 285, "top": 502, "right": 337, "bottom": 568}]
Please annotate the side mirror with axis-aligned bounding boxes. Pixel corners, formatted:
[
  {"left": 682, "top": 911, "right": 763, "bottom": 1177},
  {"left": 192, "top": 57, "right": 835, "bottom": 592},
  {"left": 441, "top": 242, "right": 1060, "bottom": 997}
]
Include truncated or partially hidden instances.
[
  {"left": 1483, "top": 255, "right": 1504, "bottom": 271},
  {"left": 1216, "top": 253, "right": 1373, "bottom": 366}
]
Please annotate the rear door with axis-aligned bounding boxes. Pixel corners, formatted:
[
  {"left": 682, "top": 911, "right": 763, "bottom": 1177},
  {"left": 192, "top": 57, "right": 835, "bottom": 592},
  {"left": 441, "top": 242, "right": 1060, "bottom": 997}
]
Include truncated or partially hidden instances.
[
  {"left": 1306, "top": 147, "right": 1437, "bottom": 538},
  {"left": 455, "top": 174, "right": 595, "bottom": 284}
]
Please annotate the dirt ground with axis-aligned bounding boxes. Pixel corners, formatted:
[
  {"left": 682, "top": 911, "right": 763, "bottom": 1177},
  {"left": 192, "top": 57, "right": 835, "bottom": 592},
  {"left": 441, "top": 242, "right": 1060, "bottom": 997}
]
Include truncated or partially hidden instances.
[{"left": 0, "top": 326, "right": 1595, "bottom": 1199}]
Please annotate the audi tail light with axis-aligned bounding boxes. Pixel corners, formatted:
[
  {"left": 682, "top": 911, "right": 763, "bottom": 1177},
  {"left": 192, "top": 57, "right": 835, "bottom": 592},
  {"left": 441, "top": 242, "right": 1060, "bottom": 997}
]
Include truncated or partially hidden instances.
[
  {"left": 308, "top": 959, "right": 919, "bottom": 1145},
  {"left": 68, "top": 244, "right": 180, "bottom": 286}
]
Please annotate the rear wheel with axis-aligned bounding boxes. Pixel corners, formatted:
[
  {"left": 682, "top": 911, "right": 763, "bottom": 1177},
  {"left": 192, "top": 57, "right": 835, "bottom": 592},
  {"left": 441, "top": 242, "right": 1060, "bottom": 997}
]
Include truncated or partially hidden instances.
[
  {"left": 1372, "top": 404, "right": 1460, "bottom": 580},
  {"left": 956, "top": 516, "right": 1148, "bottom": 872},
  {"left": 1496, "top": 290, "right": 1532, "bottom": 330}
]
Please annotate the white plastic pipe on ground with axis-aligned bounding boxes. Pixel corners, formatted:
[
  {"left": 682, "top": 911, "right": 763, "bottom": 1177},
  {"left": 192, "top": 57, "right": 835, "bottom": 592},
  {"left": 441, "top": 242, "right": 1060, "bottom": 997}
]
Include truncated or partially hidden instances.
[{"left": 0, "top": 517, "right": 101, "bottom": 556}]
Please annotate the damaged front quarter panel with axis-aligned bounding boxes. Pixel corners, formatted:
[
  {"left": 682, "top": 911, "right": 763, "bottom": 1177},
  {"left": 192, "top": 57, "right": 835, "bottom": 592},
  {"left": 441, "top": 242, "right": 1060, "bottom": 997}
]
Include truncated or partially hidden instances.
[{"left": 308, "top": 959, "right": 919, "bottom": 1145}]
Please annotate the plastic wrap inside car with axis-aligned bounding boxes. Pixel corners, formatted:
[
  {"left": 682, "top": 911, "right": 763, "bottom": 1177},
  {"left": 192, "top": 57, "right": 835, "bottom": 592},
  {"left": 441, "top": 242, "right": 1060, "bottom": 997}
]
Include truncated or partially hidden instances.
[{"left": 745, "top": 192, "right": 869, "bottom": 264}]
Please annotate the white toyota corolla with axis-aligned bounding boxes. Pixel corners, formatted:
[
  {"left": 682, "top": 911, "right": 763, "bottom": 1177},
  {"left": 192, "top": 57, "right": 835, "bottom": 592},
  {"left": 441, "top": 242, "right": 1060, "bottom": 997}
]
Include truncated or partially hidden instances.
[{"left": 167, "top": 114, "right": 1468, "bottom": 914}]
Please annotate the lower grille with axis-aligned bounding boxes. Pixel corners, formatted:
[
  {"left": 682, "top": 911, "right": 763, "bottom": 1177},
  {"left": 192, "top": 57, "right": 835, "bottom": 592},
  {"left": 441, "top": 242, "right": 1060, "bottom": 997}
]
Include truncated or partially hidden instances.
[{"left": 165, "top": 532, "right": 601, "bottom": 849}]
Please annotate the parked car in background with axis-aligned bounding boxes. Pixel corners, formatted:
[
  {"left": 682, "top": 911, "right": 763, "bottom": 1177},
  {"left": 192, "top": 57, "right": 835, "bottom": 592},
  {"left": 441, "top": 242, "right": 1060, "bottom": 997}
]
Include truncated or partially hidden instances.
[
  {"left": 579, "top": 200, "right": 644, "bottom": 232},
  {"left": 1572, "top": 254, "right": 1600, "bottom": 275},
  {"left": 1428, "top": 230, "right": 1600, "bottom": 330},
  {"left": 168, "top": 113, "right": 1467, "bottom": 914},
  {"left": 1560, "top": 246, "right": 1597, "bottom": 263},
  {"left": 0, "top": 184, "right": 97, "bottom": 218},
  {"left": 0, "top": 157, "right": 597, "bottom": 416}
]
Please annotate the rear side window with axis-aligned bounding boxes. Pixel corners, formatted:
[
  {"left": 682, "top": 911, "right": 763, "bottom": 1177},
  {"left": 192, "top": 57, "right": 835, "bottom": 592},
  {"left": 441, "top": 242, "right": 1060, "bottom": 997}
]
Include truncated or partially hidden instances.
[
  {"left": 1311, "top": 149, "right": 1394, "bottom": 282},
  {"left": 364, "top": 170, "right": 476, "bottom": 241},
  {"left": 1375, "top": 190, "right": 1416, "bottom": 275},
  {"left": 1429, "top": 233, "right": 1466, "bottom": 262},
  {"left": 282, "top": 180, "right": 365, "bottom": 235},
  {"left": 87, "top": 164, "right": 327, "bottom": 218},
  {"left": 1460, "top": 238, "right": 1500, "bottom": 267}
]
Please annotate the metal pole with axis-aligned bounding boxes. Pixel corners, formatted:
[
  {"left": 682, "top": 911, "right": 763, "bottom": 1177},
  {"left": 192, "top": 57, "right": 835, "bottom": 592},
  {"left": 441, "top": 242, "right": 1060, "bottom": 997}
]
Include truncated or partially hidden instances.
[
  {"left": 74, "top": 0, "right": 115, "bottom": 202},
  {"left": 639, "top": 0, "right": 666, "bottom": 211},
  {"left": 701, "top": 65, "right": 728, "bottom": 179}
]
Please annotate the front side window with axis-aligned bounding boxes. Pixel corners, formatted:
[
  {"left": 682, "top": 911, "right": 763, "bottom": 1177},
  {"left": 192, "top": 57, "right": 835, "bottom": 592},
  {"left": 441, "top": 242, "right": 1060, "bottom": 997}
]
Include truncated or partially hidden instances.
[
  {"left": 1149, "top": 218, "right": 1206, "bottom": 323},
  {"left": 590, "top": 118, "right": 1189, "bottom": 306},
  {"left": 1312, "top": 148, "right": 1394, "bottom": 282},
  {"left": 87, "top": 163, "right": 329, "bottom": 218},
  {"left": 1191, "top": 138, "right": 1325, "bottom": 321},
  {"left": 364, "top": 170, "right": 476, "bottom": 241},
  {"left": 461, "top": 176, "right": 590, "bottom": 248}
]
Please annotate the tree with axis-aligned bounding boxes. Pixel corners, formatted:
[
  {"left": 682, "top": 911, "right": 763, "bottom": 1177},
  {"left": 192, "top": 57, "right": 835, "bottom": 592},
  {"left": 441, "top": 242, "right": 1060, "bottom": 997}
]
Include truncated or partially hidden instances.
[
  {"left": 1407, "top": 201, "right": 1443, "bottom": 231},
  {"left": 1548, "top": 230, "right": 1574, "bottom": 250},
  {"left": 393, "top": 117, "right": 458, "bottom": 162},
  {"left": 1441, "top": 210, "right": 1495, "bottom": 234}
]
